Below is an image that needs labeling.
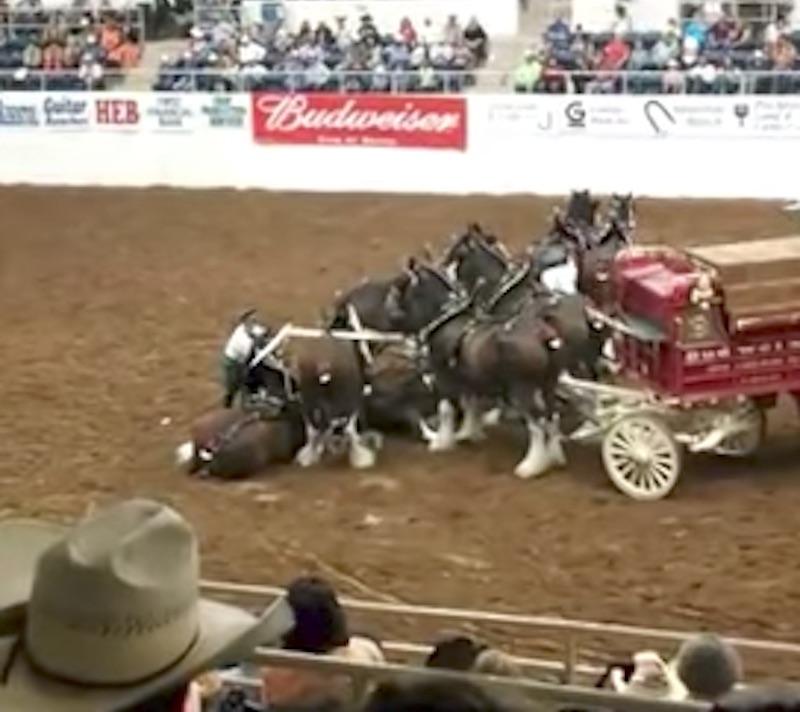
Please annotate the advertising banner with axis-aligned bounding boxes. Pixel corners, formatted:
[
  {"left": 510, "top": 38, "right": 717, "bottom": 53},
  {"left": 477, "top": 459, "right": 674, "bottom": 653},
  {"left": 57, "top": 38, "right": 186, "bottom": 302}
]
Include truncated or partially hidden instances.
[
  {"left": 469, "top": 94, "right": 800, "bottom": 141},
  {"left": 251, "top": 92, "right": 468, "bottom": 150}
]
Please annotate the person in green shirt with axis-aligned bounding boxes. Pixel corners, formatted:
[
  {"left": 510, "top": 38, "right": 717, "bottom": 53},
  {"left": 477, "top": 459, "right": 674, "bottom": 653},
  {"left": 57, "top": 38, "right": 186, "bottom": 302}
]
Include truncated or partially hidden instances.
[{"left": 512, "top": 50, "right": 542, "bottom": 92}]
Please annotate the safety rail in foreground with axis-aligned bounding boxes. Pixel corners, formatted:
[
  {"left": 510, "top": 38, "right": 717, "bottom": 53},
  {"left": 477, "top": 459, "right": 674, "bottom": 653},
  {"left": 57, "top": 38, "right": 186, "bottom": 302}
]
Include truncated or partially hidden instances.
[
  {"left": 7, "top": 67, "right": 800, "bottom": 94},
  {"left": 201, "top": 580, "right": 800, "bottom": 685},
  {"left": 224, "top": 649, "right": 712, "bottom": 712}
]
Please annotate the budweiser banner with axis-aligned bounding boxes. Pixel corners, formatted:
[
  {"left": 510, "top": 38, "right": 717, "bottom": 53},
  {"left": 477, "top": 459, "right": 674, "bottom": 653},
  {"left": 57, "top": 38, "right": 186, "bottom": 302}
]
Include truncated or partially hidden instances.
[{"left": 251, "top": 93, "right": 467, "bottom": 150}]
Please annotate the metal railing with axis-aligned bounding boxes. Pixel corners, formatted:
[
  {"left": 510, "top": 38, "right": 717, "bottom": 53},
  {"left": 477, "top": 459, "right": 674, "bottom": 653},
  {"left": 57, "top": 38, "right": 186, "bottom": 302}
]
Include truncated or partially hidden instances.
[
  {"left": 201, "top": 580, "right": 800, "bottom": 686},
  {"left": 229, "top": 648, "right": 713, "bottom": 712},
  {"left": 6, "top": 66, "right": 800, "bottom": 94}
]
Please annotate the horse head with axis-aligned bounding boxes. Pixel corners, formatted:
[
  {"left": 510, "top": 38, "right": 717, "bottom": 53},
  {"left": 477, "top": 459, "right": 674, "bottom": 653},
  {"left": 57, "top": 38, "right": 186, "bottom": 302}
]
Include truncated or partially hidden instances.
[
  {"left": 607, "top": 192, "right": 636, "bottom": 236},
  {"left": 385, "top": 256, "right": 462, "bottom": 334},
  {"left": 442, "top": 228, "right": 505, "bottom": 304},
  {"left": 577, "top": 244, "right": 618, "bottom": 310},
  {"left": 565, "top": 190, "right": 598, "bottom": 229}
]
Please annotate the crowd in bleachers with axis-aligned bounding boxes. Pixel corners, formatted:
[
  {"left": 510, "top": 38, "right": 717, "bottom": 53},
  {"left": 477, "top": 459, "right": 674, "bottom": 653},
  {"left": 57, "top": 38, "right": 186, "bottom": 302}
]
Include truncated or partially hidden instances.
[
  {"left": 153, "top": 13, "right": 489, "bottom": 93},
  {"left": 514, "top": 2, "right": 800, "bottom": 94},
  {"left": 2, "top": 496, "right": 798, "bottom": 712},
  {"left": 0, "top": 6, "right": 141, "bottom": 90}
]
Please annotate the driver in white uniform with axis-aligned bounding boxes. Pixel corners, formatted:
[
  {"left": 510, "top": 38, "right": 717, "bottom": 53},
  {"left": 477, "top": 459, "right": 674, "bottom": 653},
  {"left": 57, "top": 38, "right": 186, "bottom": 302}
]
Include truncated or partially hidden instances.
[
  {"left": 221, "top": 309, "right": 269, "bottom": 408},
  {"left": 538, "top": 244, "right": 579, "bottom": 295}
]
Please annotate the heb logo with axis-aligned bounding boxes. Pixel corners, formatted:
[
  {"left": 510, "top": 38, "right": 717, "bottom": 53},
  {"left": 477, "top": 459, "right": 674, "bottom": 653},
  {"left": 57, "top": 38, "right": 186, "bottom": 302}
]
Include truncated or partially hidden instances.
[
  {"left": 95, "top": 99, "right": 139, "bottom": 125},
  {"left": 43, "top": 96, "right": 89, "bottom": 127},
  {"left": 251, "top": 93, "right": 467, "bottom": 150}
]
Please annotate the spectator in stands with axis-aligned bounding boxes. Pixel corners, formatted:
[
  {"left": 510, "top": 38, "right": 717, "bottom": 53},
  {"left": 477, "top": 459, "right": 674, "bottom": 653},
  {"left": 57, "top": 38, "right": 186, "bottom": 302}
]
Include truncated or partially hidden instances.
[
  {"left": 365, "top": 679, "right": 511, "bottom": 712},
  {"left": 611, "top": 650, "right": 688, "bottom": 700},
  {"left": 545, "top": 14, "right": 571, "bottom": 48},
  {"left": 426, "top": 635, "right": 487, "bottom": 671},
  {"left": 512, "top": 48, "right": 542, "bottom": 92},
  {"left": 611, "top": 3, "right": 633, "bottom": 36},
  {"left": 463, "top": 16, "right": 488, "bottom": 65},
  {"left": 260, "top": 575, "right": 385, "bottom": 709},
  {"left": 0, "top": 8, "right": 141, "bottom": 90},
  {"left": 157, "top": 11, "right": 484, "bottom": 93},
  {"left": 652, "top": 27, "right": 680, "bottom": 66},
  {"left": 587, "top": 31, "right": 630, "bottom": 92},
  {"left": 609, "top": 635, "right": 742, "bottom": 703},
  {"left": 472, "top": 649, "right": 524, "bottom": 678},
  {"left": 662, "top": 58, "right": 686, "bottom": 91},
  {"left": 0, "top": 498, "right": 295, "bottom": 711},
  {"left": 672, "top": 634, "right": 743, "bottom": 701}
]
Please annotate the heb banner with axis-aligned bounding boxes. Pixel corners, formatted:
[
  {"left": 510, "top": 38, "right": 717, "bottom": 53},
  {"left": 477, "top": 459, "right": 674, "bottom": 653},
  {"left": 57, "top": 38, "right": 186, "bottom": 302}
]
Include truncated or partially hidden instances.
[
  {"left": 469, "top": 94, "right": 800, "bottom": 141},
  {"left": 251, "top": 93, "right": 467, "bottom": 151}
]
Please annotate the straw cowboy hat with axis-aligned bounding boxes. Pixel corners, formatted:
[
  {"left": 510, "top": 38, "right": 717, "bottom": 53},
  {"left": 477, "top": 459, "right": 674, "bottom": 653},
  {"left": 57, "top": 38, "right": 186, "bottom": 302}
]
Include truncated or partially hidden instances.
[
  {"left": 0, "top": 498, "right": 295, "bottom": 712},
  {"left": 611, "top": 650, "right": 688, "bottom": 701}
]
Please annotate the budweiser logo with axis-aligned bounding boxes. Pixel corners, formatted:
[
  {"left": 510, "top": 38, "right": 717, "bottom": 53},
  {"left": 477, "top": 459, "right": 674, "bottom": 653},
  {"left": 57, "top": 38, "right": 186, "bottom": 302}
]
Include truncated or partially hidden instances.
[{"left": 255, "top": 95, "right": 462, "bottom": 134}]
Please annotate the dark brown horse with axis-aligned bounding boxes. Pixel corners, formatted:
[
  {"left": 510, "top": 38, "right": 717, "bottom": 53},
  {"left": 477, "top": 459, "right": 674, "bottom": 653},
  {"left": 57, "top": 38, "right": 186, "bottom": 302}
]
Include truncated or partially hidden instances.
[
  {"left": 387, "top": 258, "right": 566, "bottom": 479},
  {"left": 175, "top": 406, "right": 304, "bottom": 479},
  {"left": 290, "top": 333, "right": 380, "bottom": 469}
]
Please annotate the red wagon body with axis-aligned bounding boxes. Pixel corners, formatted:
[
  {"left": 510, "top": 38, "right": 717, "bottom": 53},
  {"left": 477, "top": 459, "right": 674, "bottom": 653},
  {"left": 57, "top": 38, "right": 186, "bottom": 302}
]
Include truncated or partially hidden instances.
[
  {"left": 574, "top": 235, "right": 800, "bottom": 501},
  {"left": 611, "top": 239, "right": 800, "bottom": 404}
]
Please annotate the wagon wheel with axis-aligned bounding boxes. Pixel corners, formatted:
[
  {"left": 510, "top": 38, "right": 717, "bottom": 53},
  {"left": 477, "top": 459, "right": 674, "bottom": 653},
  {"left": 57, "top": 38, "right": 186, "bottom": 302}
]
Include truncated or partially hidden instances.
[
  {"left": 602, "top": 413, "right": 682, "bottom": 501},
  {"left": 714, "top": 400, "right": 766, "bottom": 458}
]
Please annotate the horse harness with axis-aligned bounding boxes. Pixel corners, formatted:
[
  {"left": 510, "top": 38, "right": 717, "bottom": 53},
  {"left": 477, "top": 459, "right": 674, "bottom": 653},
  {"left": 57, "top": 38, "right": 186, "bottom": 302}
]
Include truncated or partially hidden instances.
[{"left": 204, "top": 410, "right": 264, "bottom": 462}]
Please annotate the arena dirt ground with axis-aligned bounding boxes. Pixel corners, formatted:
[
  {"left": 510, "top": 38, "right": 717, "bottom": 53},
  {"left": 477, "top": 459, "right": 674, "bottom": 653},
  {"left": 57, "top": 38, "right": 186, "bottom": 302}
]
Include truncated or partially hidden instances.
[{"left": 3, "top": 188, "right": 800, "bottom": 673}]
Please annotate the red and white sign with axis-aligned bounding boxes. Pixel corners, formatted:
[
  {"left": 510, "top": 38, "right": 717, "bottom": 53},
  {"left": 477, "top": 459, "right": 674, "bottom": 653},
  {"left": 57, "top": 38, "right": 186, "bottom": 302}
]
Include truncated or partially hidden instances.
[
  {"left": 251, "top": 93, "right": 467, "bottom": 150},
  {"left": 95, "top": 98, "right": 140, "bottom": 126}
]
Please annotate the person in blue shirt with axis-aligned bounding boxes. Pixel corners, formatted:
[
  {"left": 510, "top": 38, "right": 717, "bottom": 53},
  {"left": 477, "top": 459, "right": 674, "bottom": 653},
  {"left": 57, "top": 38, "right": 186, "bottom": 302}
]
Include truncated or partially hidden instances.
[{"left": 545, "top": 15, "right": 572, "bottom": 48}]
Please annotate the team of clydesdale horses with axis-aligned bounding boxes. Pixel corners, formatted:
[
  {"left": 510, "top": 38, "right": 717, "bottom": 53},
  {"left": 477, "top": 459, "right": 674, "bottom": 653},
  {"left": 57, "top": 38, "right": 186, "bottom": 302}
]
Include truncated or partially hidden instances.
[{"left": 175, "top": 191, "right": 636, "bottom": 480}]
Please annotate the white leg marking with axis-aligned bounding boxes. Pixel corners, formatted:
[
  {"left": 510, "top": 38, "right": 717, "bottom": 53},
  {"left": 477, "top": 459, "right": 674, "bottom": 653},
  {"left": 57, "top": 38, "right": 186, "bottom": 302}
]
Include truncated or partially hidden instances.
[
  {"left": 544, "top": 419, "right": 567, "bottom": 467},
  {"left": 455, "top": 397, "right": 486, "bottom": 442},
  {"left": 346, "top": 416, "right": 377, "bottom": 469},
  {"left": 428, "top": 399, "right": 457, "bottom": 452},
  {"left": 482, "top": 407, "right": 503, "bottom": 427},
  {"left": 514, "top": 419, "right": 551, "bottom": 479},
  {"left": 296, "top": 422, "right": 323, "bottom": 467}
]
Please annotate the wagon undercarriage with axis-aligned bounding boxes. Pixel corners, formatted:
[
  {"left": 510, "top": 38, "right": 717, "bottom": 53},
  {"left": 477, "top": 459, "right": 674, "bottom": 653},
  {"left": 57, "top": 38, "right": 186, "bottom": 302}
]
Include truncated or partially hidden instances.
[{"left": 558, "top": 374, "right": 767, "bottom": 501}]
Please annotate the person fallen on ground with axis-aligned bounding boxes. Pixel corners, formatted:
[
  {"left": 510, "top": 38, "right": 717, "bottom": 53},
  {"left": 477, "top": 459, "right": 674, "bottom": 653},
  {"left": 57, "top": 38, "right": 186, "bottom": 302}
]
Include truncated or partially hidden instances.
[
  {"left": 222, "top": 308, "right": 271, "bottom": 408},
  {"left": 0, "top": 497, "right": 295, "bottom": 712},
  {"left": 261, "top": 575, "right": 385, "bottom": 710}
]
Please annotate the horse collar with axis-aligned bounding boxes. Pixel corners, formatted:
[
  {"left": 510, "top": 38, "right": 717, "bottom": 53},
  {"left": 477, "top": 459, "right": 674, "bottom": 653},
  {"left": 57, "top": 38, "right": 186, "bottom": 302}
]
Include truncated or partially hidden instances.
[{"left": 486, "top": 262, "right": 530, "bottom": 310}]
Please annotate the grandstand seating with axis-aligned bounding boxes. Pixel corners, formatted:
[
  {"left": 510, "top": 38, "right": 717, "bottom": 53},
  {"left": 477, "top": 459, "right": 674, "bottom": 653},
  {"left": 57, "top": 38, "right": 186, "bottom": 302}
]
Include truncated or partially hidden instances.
[
  {"left": 152, "top": 14, "right": 489, "bottom": 93},
  {"left": 512, "top": 4, "right": 800, "bottom": 95},
  {"left": 0, "top": 8, "right": 143, "bottom": 90}
]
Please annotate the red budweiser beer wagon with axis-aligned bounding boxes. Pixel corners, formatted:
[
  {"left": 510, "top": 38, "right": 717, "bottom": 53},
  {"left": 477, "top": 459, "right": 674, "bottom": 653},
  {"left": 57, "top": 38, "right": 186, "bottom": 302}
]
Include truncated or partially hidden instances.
[{"left": 565, "top": 235, "right": 800, "bottom": 501}]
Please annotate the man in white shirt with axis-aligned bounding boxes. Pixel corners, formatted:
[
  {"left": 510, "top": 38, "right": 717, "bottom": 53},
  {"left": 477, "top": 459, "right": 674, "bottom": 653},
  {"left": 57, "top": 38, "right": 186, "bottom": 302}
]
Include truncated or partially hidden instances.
[
  {"left": 221, "top": 309, "right": 269, "bottom": 408},
  {"left": 538, "top": 244, "right": 579, "bottom": 295}
]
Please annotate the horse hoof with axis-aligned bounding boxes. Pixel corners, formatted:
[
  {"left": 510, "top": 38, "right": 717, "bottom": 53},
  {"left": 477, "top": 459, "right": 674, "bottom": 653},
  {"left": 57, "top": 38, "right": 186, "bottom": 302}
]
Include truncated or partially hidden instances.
[
  {"left": 482, "top": 409, "right": 503, "bottom": 427},
  {"left": 296, "top": 445, "right": 320, "bottom": 468},
  {"left": 350, "top": 445, "right": 377, "bottom": 470},
  {"left": 428, "top": 438, "right": 456, "bottom": 453}
]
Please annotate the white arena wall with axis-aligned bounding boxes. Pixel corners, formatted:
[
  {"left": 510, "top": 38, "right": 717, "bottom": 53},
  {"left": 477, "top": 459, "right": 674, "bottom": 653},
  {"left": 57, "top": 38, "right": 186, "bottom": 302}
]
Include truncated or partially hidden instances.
[{"left": 1, "top": 91, "right": 797, "bottom": 200}]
